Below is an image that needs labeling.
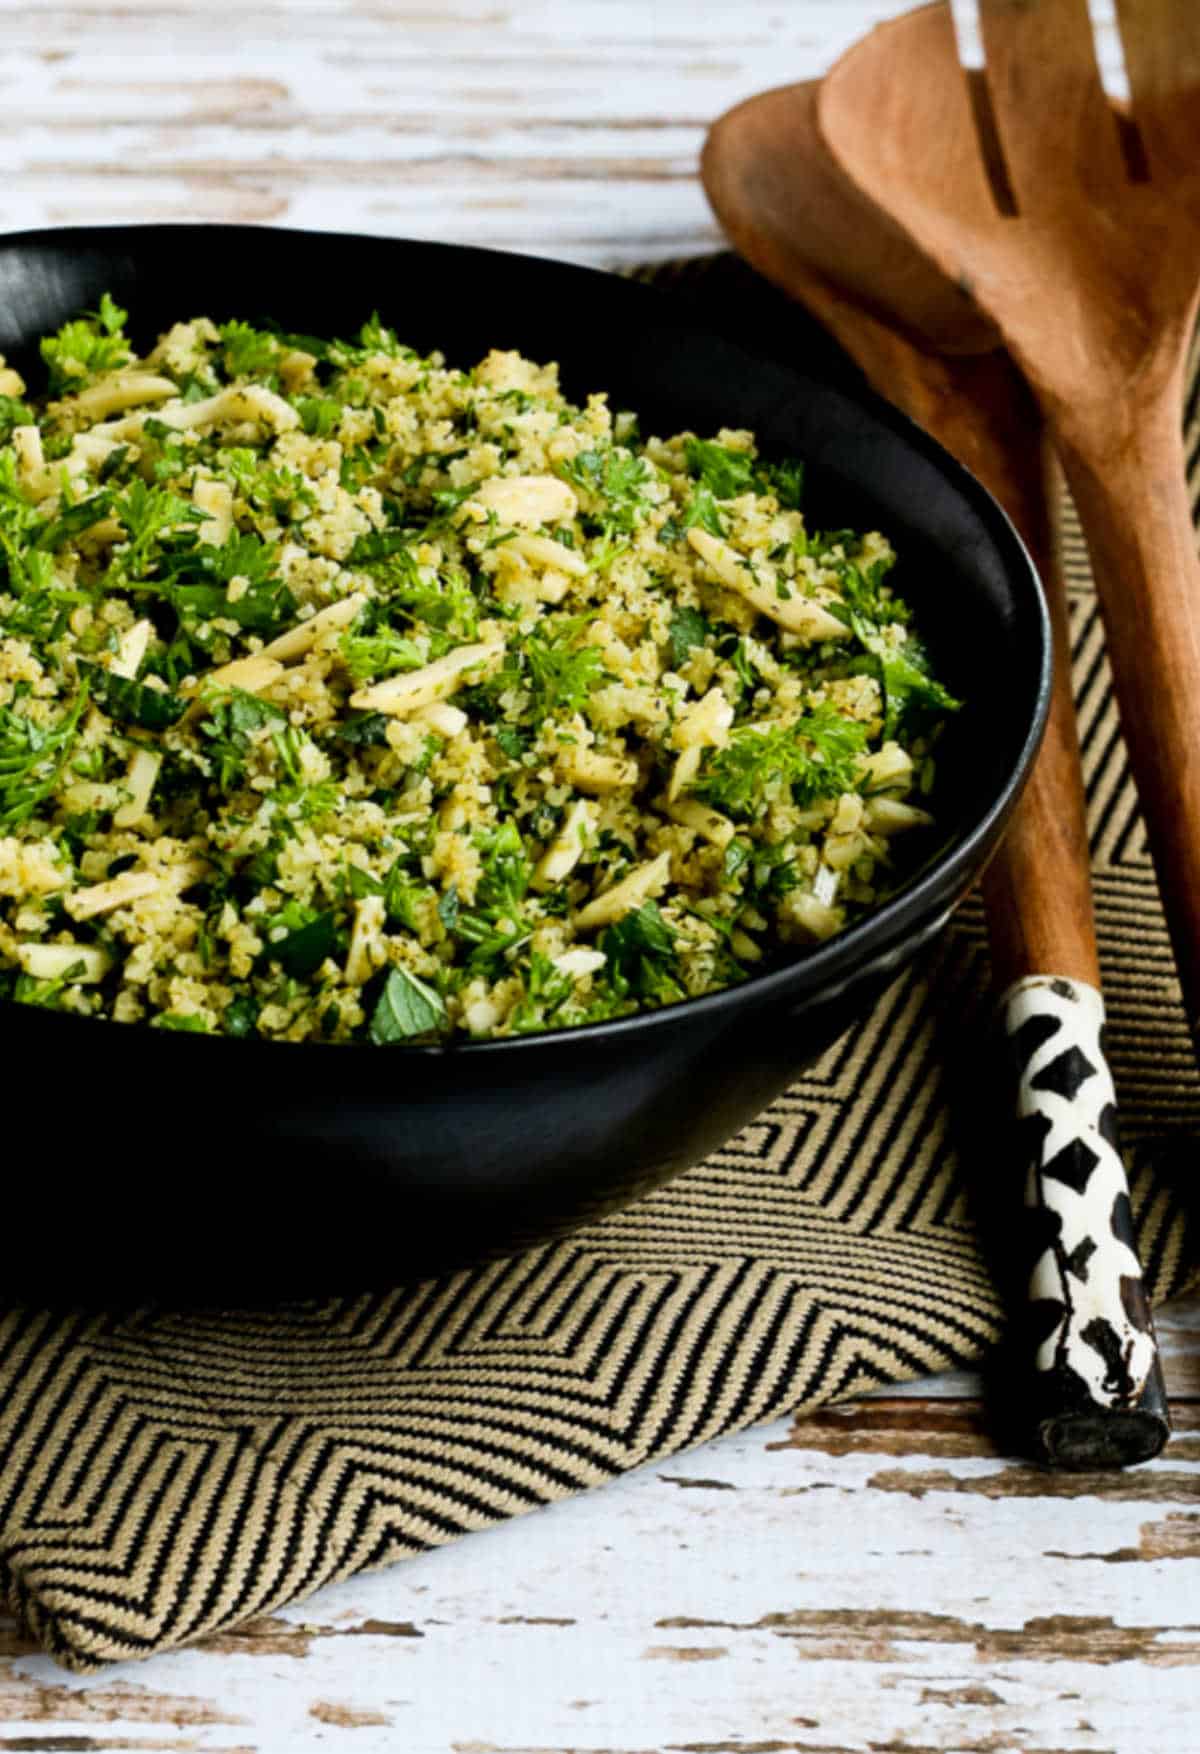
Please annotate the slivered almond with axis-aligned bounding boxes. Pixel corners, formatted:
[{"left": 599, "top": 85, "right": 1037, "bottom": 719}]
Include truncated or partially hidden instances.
[
  {"left": 110, "top": 618, "right": 155, "bottom": 681},
  {"left": 672, "top": 686, "right": 734, "bottom": 751},
  {"left": 551, "top": 947, "right": 607, "bottom": 979},
  {"left": 345, "top": 894, "right": 386, "bottom": 987},
  {"left": 687, "top": 528, "right": 851, "bottom": 643},
  {"left": 14, "top": 942, "right": 112, "bottom": 983},
  {"left": 663, "top": 797, "right": 734, "bottom": 849},
  {"left": 12, "top": 425, "right": 44, "bottom": 486},
  {"left": 506, "top": 532, "right": 589, "bottom": 577},
  {"left": 113, "top": 750, "right": 162, "bottom": 829},
  {"left": 350, "top": 640, "right": 503, "bottom": 717},
  {"left": 412, "top": 701, "right": 469, "bottom": 739},
  {"left": 61, "top": 373, "right": 178, "bottom": 422},
  {"left": 865, "top": 797, "right": 934, "bottom": 834},
  {"left": 60, "top": 781, "right": 123, "bottom": 814},
  {"left": 193, "top": 477, "right": 234, "bottom": 547},
  {"left": 261, "top": 592, "right": 368, "bottom": 662},
  {"left": 781, "top": 891, "right": 843, "bottom": 942},
  {"left": 533, "top": 799, "right": 596, "bottom": 890},
  {"left": 182, "top": 654, "right": 285, "bottom": 707},
  {"left": 555, "top": 746, "right": 637, "bottom": 795},
  {"left": 65, "top": 870, "right": 160, "bottom": 920},
  {"left": 574, "top": 851, "right": 672, "bottom": 931},
  {"left": 463, "top": 474, "right": 578, "bottom": 528}
]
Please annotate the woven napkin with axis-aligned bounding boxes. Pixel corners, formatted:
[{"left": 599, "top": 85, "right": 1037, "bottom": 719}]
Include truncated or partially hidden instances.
[{"left": 3, "top": 256, "right": 1198, "bottom": 1674}]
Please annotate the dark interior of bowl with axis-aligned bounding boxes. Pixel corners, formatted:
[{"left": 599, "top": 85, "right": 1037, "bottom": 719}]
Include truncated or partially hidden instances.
[{"left": 0, "top": 228, "right": 1049, "bottom": 1295}]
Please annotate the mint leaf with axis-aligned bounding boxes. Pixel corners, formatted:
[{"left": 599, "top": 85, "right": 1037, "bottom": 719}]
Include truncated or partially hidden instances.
[
  {"left": 667, "top": 606, "right": 710, "bottom": 669},
  {"left": 88, "top": 665, "right": 187, "bottom": 730},
  {"left": 268, "top": 909, "right": 338, "bottom": 978},
  {"left": 369, "top": 965, "right": 447, "bottom": 1043}
]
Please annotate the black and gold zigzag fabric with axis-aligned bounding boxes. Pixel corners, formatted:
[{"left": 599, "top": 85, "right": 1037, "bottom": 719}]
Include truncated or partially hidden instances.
[{"left": 3, "top": 257, "right": 1199, "bottom": 1673}]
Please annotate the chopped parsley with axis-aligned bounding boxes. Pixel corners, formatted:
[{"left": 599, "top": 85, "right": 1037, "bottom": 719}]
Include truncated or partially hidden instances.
[{"left": 693, "top": 707, "right": 868, "bottom": 821}]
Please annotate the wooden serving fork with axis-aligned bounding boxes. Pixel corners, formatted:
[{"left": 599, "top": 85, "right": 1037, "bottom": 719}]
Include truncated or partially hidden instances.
[
  {"left": 820, "top": 0, "right": 1200, "bottom": 1052},
  {"left": 702, "top": 72, "right": 1170, "bottom": 1464}
]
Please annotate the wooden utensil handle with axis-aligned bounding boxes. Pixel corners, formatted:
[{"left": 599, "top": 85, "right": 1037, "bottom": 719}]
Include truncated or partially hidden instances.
[
  {"left": 977, "top": 443, "right": 1098, "bottom": 991},
  {"left": 1056, "top": 393, "right": 1200, "bottom": 1038}
]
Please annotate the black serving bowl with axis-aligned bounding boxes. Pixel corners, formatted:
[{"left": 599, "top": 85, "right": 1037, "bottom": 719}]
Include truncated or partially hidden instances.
[{"left": 0, "top": 226, "right": 1049, "bottom": 1295}]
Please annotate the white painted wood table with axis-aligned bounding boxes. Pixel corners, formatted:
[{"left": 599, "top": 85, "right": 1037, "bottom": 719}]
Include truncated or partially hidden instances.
[{"left": 2, "top": 4, "right": 1198, "bottom": 1749}]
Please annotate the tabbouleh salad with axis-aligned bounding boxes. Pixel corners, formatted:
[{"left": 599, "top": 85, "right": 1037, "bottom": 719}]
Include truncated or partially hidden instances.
[{"left": 0, "top": 297, "right": 959, "bottom": 1044}]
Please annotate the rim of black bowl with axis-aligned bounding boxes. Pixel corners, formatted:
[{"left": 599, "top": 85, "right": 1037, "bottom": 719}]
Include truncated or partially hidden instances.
[{"left": 0, "top": 224, "right": 1052, "bottom": 1057}]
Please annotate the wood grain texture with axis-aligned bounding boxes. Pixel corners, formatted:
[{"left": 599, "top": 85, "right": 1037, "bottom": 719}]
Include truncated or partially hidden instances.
[
  {"left": 0, "top": 0, "right": 903, "bottom": 261},
  {"left": 0, "top": 3, "right": 1197, "bottom": 1749},
  {"left": 820, "top": 0, "right": 1200, "bottom": 1040}
]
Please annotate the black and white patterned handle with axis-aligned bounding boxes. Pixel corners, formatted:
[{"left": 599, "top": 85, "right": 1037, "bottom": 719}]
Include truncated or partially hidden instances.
[{"left": 1002, "top": 975, "right": 1169, "bottom": 1469}]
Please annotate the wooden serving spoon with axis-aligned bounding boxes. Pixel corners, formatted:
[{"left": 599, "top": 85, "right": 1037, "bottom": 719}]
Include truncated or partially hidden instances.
[
  {"left": 702, "top": 79, "right": 1169, "bottom": 1466},
  {"left": 819, "top": 0, "right": 1200, "bottom": 1051}
]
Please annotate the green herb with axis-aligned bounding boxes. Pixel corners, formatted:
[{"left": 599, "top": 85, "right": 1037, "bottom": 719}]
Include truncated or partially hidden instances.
[
  {"left": 331, "top": 711, "right": 392, "bottom": 748},
  {"left": 452, "top": 821, "right": 534, "bottom": 973},
  {"left": 684, "top": 438, "right": 759, "bottom": 500},
  {"left": 296, "top": 395, "right": 343, "bottom": 438},
  {"left": 661, "top": 481, "right": 726, "bottom": 544},
  {"left": 599, "top": 902, "right": 683, "bottom": 1004},
  {"left": 347, "top": 529, "right": 415, "bottom": 566},
  {"left": 0, "top": 579, "right": 85, "bottom": 645},
  {"left": 667, "top": 605, "right": 710, "bottom": 669},
  {"left": 746, "top": 839, "right": 804, "bottom": 901},
  {"left": 329, "top": 313, "right": 414, "bottom": 369},
  {"left": 32, "top": 490, "right": 115, "bottom": 552},
  {"left": 864, "top": 629, "right": 961, "bottom": 740},
  {"left": 153, "top": 1012, "right": 211, "bottom": 1033},
  {"left": 199, "top": 687, "right": 287, "bottom": 790},
  {"left": 40, "top": 292, "right": 131, "bottom": 393},
  {"left": 357, "top": 313, "right": 408, "bottom": 359},
  {"left": 693, "top": 706, "right": 868, "bottom": 821},
  {"left": 0, "top": 451, "right": 45, "bottom": 590},
  {"left": 721, "top": 837, "right": 753, "bottom": 887},
  {"left": 0, "top": 395, "right": 34, "bottom": 441},
  {"left": 266, "top": 907, "right": 339, "bottom": 978},
  {"left": 726, "top": 637, "right": 759, "bottom": 695},
  {"left": 507, "top": 949, "right": 575, "bottom": 1032},
  {"left": 98, "top": 444, "right": 131, "bottom": 484},
  {"left": 493, "top": 724, "right": 530, "bottom": 761},
  {"left": 87, "top": 665, "right": 188, "bottom": 730},
  {"left": 760, "top": 457, "right": 805, "bottom": 509},
  {"left": 437, "top": 883, "right": 460, "bottom": 932},
  {"left": 110, "top": 480, "right": 201, "bottom": 578},
  {"left": 383, "top": 864, "right": 433, "bottom": 932},
  {"left": 13, "top": 965, "right": 83, "bottom": 1008},
  {"left": 158, "top": 531, "right": 296, "bottom": 637},
  {"left": 173, "top": 575, "right": 296, "bottom": 638},
  {"left": 0, "top": 680, "right": 89, "bottom": 827},
  {"left": 339, "top": 625, "right": 425, "bottom": 683},
  {"left": 559, "top": 447, "right": 654, "bottom": 532},
  {"left": 219, "top": 319, "right": 279, "bottom": 380},
  {"left": 354, "top": 541, "right": 480, "bottom": 639},
  {"left": 369, "top": 964, "right": 447, "bottom": 1043},
  {"left": 683, "top": 439, "right": 805, "bottom": 512},
  {"left": 522, "top": 617, "right": 607, "bottom": 717},
  {"left": 476, "top": 820, "right": 530, "bottom": 918},
  {"left": 224, "top": 994, "right": 260, "bottom": 1037},
  {"left": 225, "top": 448, "right": 316, "bottom": 518}
]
